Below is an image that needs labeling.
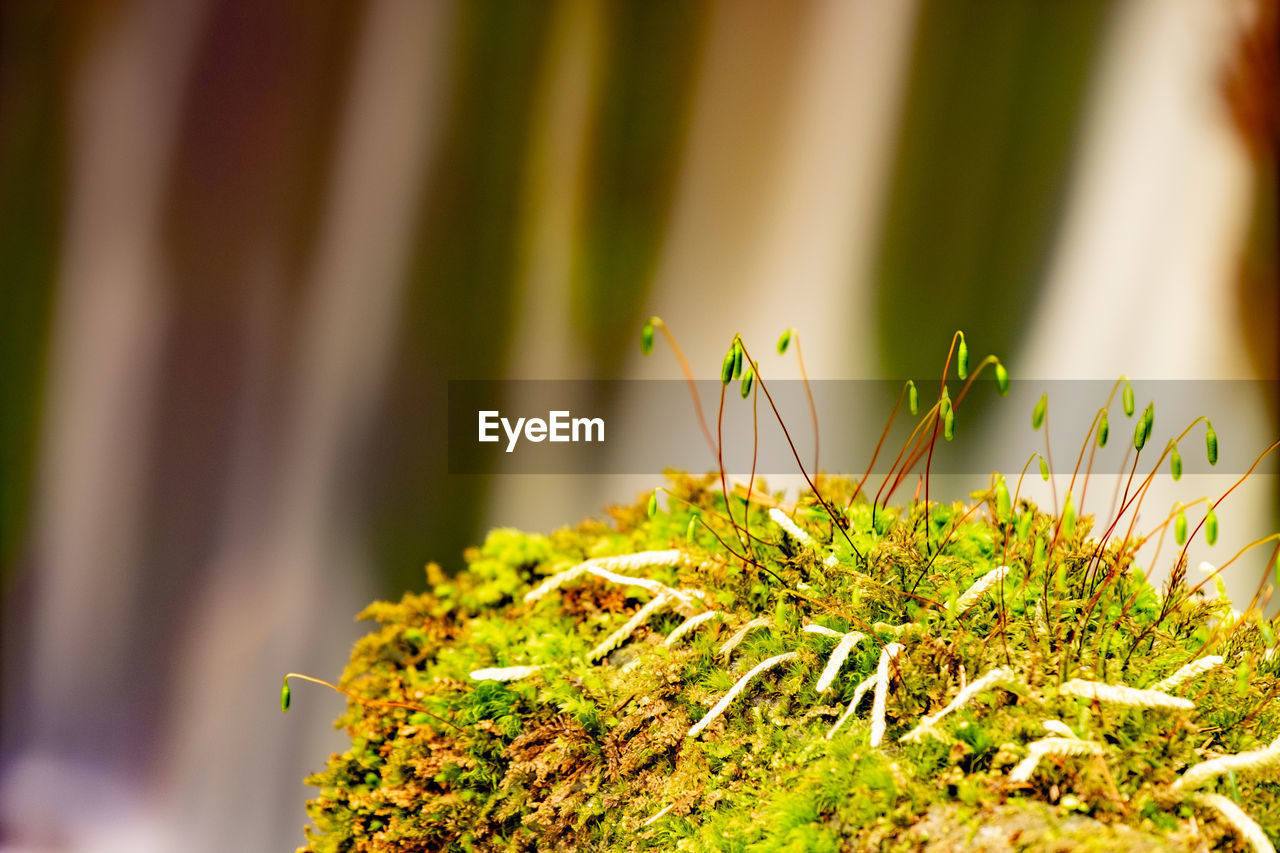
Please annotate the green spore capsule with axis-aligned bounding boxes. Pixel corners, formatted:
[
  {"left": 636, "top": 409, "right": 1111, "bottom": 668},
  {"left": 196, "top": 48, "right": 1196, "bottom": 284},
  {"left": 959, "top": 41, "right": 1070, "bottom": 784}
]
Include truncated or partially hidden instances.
[
  {"left": 1206, "top": 422, "right": 1218, "bottom": 465},
  {"left": 647, "top": 490, "right": 659, "bottom": 518},
  {"left": 995, "top": 477, "right": 1012, "bottom": 518},
  {"left": 1133, "top": 417, "right": 1148, "bottom": 452},
  {"left": 1061, "top": 491, "right": 1076, "bottom": 540},
  {"left": 640, "top": 320, "right": 655, "bottom": 356},
  {"left": 1205, "top": 506, "right": 1218, "bottom": 546},
  {"left": 957, "top": 333, "right": 969, "bottom": 380},
  {"left": 732, "top": 339, "right": 744, "bottom": 380},
  {"left": 940, "top": 388, "right": 954, "bottom": 441},
  {"left": 906, "top": 380, "right": 919, "bottom": 416},
  {"left": 1170, "top": 446, "right": 1183, "bottom": 480},
  {"left": 720, "top": 349, "right": 735, "bottom": 385},
  {"left": 686, "top": 515, "right": 699, "bottom": 543},
  {"left": 1038, "top": 456, "right": 1050, "bottom": 482},
  {"left": 1032, "top": 394, "right": 1047, "bottom": 430},
  {"left": 1122, "top": 381, "right": 1135, "bottom": 416},
  {"left": 281, "top": 679, "right": 292, "bottom": 713},
  {"left": 740, "top": 367, "right": 754, "bottom": 399},
  {"left": 1142, "top": 403, "right": 1154, "bottom": 443},
  {"left": 1097, "top": 410, "right": 1109, "bottom": 447},
  {"left": 1175, "top": 508, "right": 1188, "bottom": 545},
  {"left": 777, "top": 328, "right": 792, "bottom": 355},
  {"left": 994, "top": 361, "right": 1010, "bottom": 396}
]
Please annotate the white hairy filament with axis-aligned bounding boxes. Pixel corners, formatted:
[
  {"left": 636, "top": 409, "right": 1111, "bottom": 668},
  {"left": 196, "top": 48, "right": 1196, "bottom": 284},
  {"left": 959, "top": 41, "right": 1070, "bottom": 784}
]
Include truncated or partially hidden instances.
[{"left": 687, "top": 652, "right": 799, "bottom": 739}]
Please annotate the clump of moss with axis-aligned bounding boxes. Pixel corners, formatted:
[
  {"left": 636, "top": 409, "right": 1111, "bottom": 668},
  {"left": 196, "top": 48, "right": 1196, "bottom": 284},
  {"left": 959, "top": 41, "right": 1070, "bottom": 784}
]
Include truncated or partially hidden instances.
[
  {"left": 294, "top": 469, "right": 1279, "bottom": 852},
  {"left": 290, "top": 328, "right": 1279, "bottom": 851}
]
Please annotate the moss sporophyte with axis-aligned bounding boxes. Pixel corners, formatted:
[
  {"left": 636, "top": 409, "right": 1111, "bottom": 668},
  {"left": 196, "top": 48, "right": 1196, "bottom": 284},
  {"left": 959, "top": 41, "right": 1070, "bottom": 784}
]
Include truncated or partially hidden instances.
[{"left": 285, "top": 325, "right": 1280, "bottom": 852}]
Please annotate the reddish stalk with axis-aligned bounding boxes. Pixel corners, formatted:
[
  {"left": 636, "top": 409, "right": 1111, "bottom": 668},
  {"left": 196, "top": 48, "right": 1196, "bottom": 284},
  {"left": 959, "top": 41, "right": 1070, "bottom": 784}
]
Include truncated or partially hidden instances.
[
  {"left": 922, "top": 332, "right": 965, "bottom": 559},
  {"left": 1197, "top": 538, "right": 1280, "bottom": 655},
  {"left": 716, "top": 376, "right": 747, "bottom": 551},
  {"left": 874, "top": 403, "right": 940, "bottom": 521},
  {"left": 743, "top": 369, "right": 761, "bottom": 554},
  {"left": 651, "top": 318, "right": 717, "bottom": 458},
  {"left": 908, "top": 498, "right": 985, "bottom": 595},
  {"left": 883, "top": 357, "right": 1002, "bottom": 509},
  {"left": 792, "top": 332, "right": 820, "bottom": 478},
  {"left": 1122, "top": 439, "right": 1280, "bottom": 668},
  {"left": 1087, "top": 418, "right": 1212, "bottom": 598},
  {"left": 850, "top": 382, "right": 910, "bottom": 508},
  {"left": 737, "top": 341, "right": 860, "bottom": 558},
  {"left": 282, "top": 673, "right": 463, "bottom": 732},
  {"left": 1078, "top": 377, "right": 1134, "bottom": 518}
]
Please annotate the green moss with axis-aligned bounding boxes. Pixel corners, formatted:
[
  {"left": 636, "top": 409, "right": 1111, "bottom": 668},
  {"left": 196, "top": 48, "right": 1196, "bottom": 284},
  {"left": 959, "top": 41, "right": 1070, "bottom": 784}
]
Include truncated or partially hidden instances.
[{"left": 295, "top": 465, "right": 1279, "bottom": 852}]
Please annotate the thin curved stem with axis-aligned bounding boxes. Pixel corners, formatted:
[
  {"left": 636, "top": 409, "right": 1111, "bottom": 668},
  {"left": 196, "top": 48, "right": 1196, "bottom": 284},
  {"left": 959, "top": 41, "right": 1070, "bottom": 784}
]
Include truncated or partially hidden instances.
[{"left": 283, "top": 673, "right": 464, "bottom": 732}]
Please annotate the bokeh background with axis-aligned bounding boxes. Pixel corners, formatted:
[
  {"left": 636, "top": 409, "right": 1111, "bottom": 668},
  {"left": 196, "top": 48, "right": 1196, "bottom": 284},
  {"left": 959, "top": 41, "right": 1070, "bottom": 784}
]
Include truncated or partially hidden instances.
[{"left": 1, "top": 1, "right": 1276, "bottom": 850}]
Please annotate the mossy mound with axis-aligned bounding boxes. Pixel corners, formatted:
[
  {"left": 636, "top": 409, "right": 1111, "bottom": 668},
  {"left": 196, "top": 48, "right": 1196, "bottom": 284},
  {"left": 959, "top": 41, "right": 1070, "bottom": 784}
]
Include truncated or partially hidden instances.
[{"left": 296, "top": 472, "right": 1279, "bottom": 852}]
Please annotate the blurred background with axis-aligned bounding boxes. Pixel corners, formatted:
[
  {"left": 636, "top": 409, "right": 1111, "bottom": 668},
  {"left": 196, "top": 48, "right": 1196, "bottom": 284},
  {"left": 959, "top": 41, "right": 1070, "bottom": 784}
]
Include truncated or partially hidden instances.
[{"left": 1, "top": 0, "right": 1275, "bottom": 850}]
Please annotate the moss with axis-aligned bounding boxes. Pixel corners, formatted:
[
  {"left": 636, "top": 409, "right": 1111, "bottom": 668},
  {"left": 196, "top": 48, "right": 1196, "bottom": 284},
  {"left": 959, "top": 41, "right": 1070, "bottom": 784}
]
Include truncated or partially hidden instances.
[
  {"left": 293, "top": 325, "right": 1276, "bottom": 852},
  {"left": 294, "top": 466, "right": 1279, "bottom": 852}
]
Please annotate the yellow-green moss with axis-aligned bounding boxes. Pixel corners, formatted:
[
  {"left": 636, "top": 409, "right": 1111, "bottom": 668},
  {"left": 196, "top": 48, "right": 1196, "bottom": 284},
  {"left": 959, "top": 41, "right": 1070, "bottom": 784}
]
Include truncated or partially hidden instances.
[{"left": 296, "top": 471, "right": 1279, "bottom": 852}]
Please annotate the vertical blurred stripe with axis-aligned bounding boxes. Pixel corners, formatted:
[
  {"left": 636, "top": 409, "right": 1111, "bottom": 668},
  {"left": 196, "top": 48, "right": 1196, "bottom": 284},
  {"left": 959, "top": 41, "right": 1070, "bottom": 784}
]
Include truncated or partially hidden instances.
[
  {"left": 0, "top": 4, "right": 69, "bottom": 582},
  {"left": 506, "top": 0, "right": 606, "bottom": 382},
  {"left": 1224, "top": 0, "right": 1278, "bottom": 384},
  {"left": 571, "top": 0, "right": 710, "bottom": 379},
  {"left": 373, "top": 1, "right": 555, "bottom": 593},
  {"left": 158, "top": 3, "right": 453, "bottom": 848},
  {"left": 21, "top": 0, "right": 209, "bottom": 776},
  {"left": 637, "top": 0, "right": 917, "bottom": 377},
  {"left": 483, "top": 1, "right": 605, "bottom": 533},
  {"left": 874, "top": 0, "right": 1111, "bottom": 380},
  {"left": 136, "top": 0, "right": 363, "bottom": 737}
]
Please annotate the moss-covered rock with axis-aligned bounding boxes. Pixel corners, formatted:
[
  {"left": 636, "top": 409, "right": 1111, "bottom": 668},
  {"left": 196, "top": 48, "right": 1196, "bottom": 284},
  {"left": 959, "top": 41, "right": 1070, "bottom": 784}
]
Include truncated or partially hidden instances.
[{"left": 294, "top": 468, "right": 1279, "bottom": 852}]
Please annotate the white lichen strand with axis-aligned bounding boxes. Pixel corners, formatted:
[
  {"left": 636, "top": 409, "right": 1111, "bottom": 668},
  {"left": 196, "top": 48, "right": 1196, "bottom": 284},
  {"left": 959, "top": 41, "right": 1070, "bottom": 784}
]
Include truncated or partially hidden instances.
[
  {"left": 899, "top": 667, "right": 1014, "bottom": 743},
  {"left": 523, "top": 564, "right": 589, "bottom": 603},
  {"left": 470, "top": 665, "right": 543, "bottom": 682},
  {"left": 1042, "top": 720, "right": 1077, "bottom": 739},
  {"left": 586, "top": 565, "right": 706, "bottom": 614},
  {"left": 954, "top": 566, "right": 1009, "bottom": 615},
  {"left": 640, "top": 803, "right": 675, "bottom": 829},
  {"left": 1169, "top": 736, "right": 1280, "bottom": 797},
  {"left": 873, "top": 621, "right": 923, "bottom": 639},
  {"left": 586, "top": 565, "right": 669, "bottom": 596},
  {"left": 803, "top": 623, "right": 845, "bottom": 639},
  {"left": 827, "top": 672, "right": 878, "bottom": 740},
  {"left": 869, "top": 642, "right": 905, "bottom": 747},
  {"left": 589, "top": 593, "right": 673, "bottom": 661},
  {"left": 664, "top": 610, "right": 720, "bottom": 647},
  {"left": 718, "top": 616, "right": 772, "bottom": 657},
  {"left": 593, "top": 550, "right": 687, "bottom": 572},
  {"left": 815, "top": 632, "right": 866, "bottom": 694},
  {"left": 769, "top": 507, "right": 815, "bottom": 549},
  {"left": 1188, "top": 793, "right": 1277, "bottom": 853},
  {"left": 1058, "top": 679, "right": 1194, "bottom": 711},
  {"left": 1150, "top": 655, "right": 1225, "bottom": 692},
  {"left": 523, "top": 550, "right": 685, "bottom": 603},
  {"left": 687, "top": 651, "right": 799, "bottom": 739},
  {"left": 1008, "top": 736, "right": 1106, "bottom": 783}
]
